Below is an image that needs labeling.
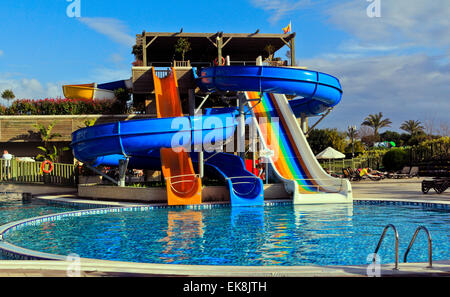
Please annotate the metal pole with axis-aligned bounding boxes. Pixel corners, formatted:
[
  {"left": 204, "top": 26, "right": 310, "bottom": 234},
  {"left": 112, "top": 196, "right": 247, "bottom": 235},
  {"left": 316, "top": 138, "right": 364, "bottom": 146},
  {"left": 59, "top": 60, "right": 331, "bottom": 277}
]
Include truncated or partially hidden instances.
[
  {"left": 217, "top": 34, "right": 223, "bottom": 65},
  {"left": 238, "top": 93, "right": 246, "bottom": 160},
  {"left": 300, "top": 113, "right": 308, "bottom": 134},
  {"left": 118, "top": 158, "right": 129, "bottom": 187},
  {"left": 189, "top": 89, "right": 204, "bottom": 179}
]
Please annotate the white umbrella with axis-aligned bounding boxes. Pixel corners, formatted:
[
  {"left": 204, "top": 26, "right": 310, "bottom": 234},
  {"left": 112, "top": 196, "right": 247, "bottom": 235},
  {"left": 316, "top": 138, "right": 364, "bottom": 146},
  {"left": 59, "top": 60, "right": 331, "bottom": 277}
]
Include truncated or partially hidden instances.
[
  {"left": 316, "top": 147, "right": 346, "bottom": 159},
  {"left": 316, "top": 147, "right": 346, "bottom": 172}
]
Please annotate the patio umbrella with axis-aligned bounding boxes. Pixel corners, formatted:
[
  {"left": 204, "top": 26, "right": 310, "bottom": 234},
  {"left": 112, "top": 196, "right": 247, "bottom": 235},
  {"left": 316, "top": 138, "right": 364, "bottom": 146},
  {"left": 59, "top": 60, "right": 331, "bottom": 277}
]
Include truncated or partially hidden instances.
[{"left": 316, "top": 147, "right": 346, "bottom": 172}]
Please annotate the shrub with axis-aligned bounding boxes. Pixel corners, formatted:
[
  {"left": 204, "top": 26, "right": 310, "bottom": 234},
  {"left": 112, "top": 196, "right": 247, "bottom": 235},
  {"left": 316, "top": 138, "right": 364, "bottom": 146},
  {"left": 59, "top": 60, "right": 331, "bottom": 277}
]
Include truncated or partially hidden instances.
[
  {"left": 0, "top": 98, "right": 120, "bottom": 115},
  {"left": 382, "top": 148, "right": 408, "bottom": 172}
]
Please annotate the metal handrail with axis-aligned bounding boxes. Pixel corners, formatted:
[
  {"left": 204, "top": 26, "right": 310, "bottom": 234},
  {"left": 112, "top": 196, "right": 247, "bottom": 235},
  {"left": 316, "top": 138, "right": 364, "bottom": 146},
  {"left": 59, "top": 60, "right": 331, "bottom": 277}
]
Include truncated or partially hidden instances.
[
  {"left": 165, "top": 174, "right": 200, "bottom": 196},
  {"left": 373, "top": 224, "right": 399, "bottom": 270},
  {"left": 403, "top": 226, "right": 433, "bottom": 268},
  {"left": 226, "top": 176, "right": 260, "bottom": 196}
]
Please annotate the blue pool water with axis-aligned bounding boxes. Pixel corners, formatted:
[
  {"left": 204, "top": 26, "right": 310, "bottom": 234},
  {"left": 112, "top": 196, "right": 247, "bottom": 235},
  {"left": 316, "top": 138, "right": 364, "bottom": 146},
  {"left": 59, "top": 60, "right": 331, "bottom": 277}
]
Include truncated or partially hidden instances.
[
  {"left": 0, "top": 198, "right": 78, "bottom": 260},
  {"left": 3, "top": 203, "right": 449, "bottom": 266}
]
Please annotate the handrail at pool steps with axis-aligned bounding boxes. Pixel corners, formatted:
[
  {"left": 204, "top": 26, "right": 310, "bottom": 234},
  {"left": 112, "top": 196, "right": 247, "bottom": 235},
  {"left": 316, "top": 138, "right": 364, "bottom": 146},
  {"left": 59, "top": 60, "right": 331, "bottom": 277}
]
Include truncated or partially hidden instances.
[
  {"left": 403, "top": 226, "right": 433, "bottom": 268},
  {"left": 0, "top": 159, "right": 76, "bottom": 186},
  {"left": 373, "top": 224, "right": 434, "bottom": 271},
  {"left": 373, "top": 224, "right": 399, "bottom": 270}
]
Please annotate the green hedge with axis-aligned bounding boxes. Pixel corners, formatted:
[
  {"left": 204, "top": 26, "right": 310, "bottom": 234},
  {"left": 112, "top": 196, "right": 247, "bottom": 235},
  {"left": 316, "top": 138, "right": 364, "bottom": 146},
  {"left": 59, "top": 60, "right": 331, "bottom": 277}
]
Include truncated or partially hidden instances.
[
  {"left": 0, "top": 98, "right": 125, "bottom": 115},
  {"left": 382, "top": 148, "right": 408, "bottom": 171}
]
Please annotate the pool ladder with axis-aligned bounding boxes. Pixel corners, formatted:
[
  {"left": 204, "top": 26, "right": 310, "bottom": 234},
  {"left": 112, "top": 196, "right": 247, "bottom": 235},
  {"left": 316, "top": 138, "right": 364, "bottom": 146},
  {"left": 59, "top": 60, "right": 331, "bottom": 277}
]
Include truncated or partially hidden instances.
[{"left": 372, "top": 224, "right": 433, "bottom": 270}]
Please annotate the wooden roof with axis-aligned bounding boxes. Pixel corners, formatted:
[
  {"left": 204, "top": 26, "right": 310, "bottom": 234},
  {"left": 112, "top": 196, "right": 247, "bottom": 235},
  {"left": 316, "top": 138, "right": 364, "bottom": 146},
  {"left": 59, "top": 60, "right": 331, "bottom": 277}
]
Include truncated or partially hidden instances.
[{"left": 139, "top": 31, "right": 295, "bottom": 66}]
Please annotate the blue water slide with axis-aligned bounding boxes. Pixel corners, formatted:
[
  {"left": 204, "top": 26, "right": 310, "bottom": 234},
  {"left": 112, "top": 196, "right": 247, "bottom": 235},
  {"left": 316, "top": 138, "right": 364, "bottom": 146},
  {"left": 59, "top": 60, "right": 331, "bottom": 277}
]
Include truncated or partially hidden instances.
[
  {"left": 97, "top": 79, "right": 131, "bottom": 91},
  {"left": 71, "top": 112, "right": 236, "bottom": 165},
  {"left": 195, "top": 66, "right": 343, "bottom": 116},
  {"left": 71, "top": 109, "right": 264, "bottom": 206},
  {"left": 88, "top": 151, "right": 264, "bottom": 207},
  {"left": 191, "top": 152, "right": 264, "bottom": 206}
]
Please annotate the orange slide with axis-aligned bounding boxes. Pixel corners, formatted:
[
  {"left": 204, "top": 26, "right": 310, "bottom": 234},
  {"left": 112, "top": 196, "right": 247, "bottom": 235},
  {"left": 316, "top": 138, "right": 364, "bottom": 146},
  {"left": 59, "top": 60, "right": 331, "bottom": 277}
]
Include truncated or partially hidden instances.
[{"left": 152, "top": 68, "right": 202, "bottom": 205}]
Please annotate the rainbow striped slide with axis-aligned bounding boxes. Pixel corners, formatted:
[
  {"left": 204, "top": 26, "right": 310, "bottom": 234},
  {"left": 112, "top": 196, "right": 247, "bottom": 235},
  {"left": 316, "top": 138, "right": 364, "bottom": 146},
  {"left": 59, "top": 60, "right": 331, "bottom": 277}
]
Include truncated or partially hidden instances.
[{"left": 247, "top": 91, "right": 352, "bottom": 204}]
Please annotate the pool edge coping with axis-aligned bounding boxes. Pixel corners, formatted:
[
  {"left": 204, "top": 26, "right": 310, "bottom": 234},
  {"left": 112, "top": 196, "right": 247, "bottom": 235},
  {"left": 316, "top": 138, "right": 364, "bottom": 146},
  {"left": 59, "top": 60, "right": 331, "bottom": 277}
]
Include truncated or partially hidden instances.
[{"left": 0, "top": 194, "right": 449, "bottom": 277}]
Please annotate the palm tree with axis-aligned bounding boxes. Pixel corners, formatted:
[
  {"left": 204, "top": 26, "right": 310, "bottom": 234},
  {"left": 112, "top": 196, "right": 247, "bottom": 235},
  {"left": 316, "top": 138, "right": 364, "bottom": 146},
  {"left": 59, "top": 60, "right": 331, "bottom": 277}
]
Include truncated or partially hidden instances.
[
  {"left": 1, "top": 89, "right": 15, "bottom": 106},
  {"left": 361, "top": 112, "right": 392, "bottom": 136},
  {"left": 400, "top": 120, "right": 424, "bottom": 135}
]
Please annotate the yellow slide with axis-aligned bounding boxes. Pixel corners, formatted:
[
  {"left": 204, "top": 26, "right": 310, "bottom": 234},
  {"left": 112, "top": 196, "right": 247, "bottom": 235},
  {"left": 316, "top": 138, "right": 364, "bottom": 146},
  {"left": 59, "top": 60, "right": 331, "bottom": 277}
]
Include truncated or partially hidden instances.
[{"left": 152, "top": 68, "right": 202, "bottom": 205}]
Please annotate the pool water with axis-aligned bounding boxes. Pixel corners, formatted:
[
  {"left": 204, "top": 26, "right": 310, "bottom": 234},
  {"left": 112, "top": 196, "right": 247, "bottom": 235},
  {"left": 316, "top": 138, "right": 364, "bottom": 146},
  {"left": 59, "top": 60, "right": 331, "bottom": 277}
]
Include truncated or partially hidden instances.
[
  {"left": 3, "top": 203, "right": 449, "bottom": 266},
  {"left": 0, "top": 198, "right": 80, "bottom": 260}
]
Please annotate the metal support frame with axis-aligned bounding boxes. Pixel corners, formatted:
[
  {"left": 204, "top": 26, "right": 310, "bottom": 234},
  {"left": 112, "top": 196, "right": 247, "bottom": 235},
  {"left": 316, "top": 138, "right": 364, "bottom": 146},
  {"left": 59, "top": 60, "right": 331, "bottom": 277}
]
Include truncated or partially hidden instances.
[
  {"left": 84, "top": 164, "right": 119, "bottom": 186},
  {"left": 118, "top": 158, "right": 129, "bottom": 187},
  {"left": 306, "top": 108, "right": 333, "bottom": 136},
  {"left": 237, "top": 93, "right": 246, "bottom": 160},
  {"left": 189, "top": 89, "right": 204, "bottom": 179}
]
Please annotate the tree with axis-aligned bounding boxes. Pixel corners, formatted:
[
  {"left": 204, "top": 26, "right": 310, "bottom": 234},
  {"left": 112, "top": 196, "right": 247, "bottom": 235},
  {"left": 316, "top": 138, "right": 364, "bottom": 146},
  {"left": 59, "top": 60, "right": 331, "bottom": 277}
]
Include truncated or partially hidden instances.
[
  {"left": 307, "top": 128, "right": 347, "bottom": 155},
  {"left": 264, "top": 44, "right": 275, "bottom": 61},
  {"left": 361, "top": 112, "right": 392, "bottom": 137},
  {"left": 131, "top": 44, "right": 143, "bottom": 61},
  {"left": 346, "top": 126, "right": 359, "bottom": 157},
  {"left": 358, "top": 126, "right": 378, "bottom": 148},
  {"left": 33, "top": 121, "right": 69, "bottom": 162},
  {"left": 1, "top": 89, "right": 15, "bottom": 105},
  {"left": 400, "top": 120, "right": 424, "bottom": 136},
  {"left": 380, "top": 130, "right": 404, "bottom": 147},
  {"left": 174, "top": 38, "right": 191, "bottom": 61}
]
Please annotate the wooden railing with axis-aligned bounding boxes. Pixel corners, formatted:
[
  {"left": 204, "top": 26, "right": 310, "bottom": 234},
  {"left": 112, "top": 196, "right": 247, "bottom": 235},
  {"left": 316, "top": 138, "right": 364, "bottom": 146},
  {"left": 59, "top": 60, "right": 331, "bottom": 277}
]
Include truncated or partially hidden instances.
[
  {"left": 173, "top": 60, "right": 191, "bottom": 68},
  {"left": 0, "top": 159, "right": 77, "bottom": 186}
]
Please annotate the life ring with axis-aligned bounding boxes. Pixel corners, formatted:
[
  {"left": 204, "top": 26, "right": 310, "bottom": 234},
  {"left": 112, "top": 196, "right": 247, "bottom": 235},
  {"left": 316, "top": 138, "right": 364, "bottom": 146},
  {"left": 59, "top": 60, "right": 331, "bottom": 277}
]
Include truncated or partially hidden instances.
[
  {"left": 41, "top": 160, "right": 54, "bottom": 174},
  {"left": 214, "top": 57, "right": 226, "bottom": 66}
]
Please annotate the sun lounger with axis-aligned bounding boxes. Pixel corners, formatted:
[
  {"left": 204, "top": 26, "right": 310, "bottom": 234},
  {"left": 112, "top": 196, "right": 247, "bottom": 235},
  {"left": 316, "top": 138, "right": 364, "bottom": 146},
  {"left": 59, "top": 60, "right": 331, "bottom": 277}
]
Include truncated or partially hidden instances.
[
  {"left": 409, "top": 166, "right": 419, "bottom": 178},
  {"left": 390, "top": 166, "right": 418, "bottom": 179},
  {"left": 422, "top": 177, "right": 449, "bottom": 194}
]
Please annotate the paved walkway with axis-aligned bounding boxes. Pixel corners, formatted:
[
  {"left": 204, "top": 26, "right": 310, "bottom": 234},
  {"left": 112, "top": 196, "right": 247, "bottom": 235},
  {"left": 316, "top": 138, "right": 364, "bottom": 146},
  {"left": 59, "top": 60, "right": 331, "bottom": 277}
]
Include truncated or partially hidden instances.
[
  {"left": 352, "top": 177, "right": 450, "bottom": 203},
  {"left": 0, "top": 178, "right": 449, "bottom": 277}
]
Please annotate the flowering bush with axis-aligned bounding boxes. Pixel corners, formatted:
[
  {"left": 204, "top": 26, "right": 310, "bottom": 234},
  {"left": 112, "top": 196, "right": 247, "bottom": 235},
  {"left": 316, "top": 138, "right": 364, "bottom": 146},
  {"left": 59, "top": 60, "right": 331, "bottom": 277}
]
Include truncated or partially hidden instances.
[{"left": 0, "top": 98, "right": 121, "bottom": 115}]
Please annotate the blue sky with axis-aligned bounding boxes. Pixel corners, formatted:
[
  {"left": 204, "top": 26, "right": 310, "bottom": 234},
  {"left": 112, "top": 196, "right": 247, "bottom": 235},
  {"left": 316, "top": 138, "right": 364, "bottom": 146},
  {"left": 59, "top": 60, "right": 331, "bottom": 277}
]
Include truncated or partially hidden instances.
[{"left": 0, "top": 0, "right": 449, "bottom": 134}]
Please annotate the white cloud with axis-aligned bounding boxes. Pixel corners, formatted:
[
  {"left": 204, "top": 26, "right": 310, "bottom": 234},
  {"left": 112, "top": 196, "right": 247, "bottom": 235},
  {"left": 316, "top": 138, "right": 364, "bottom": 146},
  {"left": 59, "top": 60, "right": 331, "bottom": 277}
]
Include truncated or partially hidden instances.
[
  {"left": 250, "top": 0, "right": 313, "bottom": 24},
  {"left": 301, "top": 54, "right": 450, "bottom": 131},
  {"left": 109, "top": 53, "right": 125, "bottom": 64},
  {"left": 88, "top": 67, "right": 131, "bottom": 83},
  {"left": 0, "top": 75, "right": 63, "bottom": 101},
  {"left": 78, "top": 17, "right": 135, "bottom": 47},
  {"left": 0, "top": 50, "right": 3, "bottom": 56},
  {"left": 326, "top": 0, "right": 450, "bottom": 50}
]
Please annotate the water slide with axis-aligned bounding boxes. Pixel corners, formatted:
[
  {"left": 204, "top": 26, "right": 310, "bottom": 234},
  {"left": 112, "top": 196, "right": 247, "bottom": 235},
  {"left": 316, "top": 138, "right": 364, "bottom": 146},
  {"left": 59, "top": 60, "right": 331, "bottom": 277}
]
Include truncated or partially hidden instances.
[
  {"left": 152, "top": 68, "right": 203, "bottom": 205},
  {"left": 71, "top": 68, "right": 263, "bottom": 206},
  {"left": 196, "top": 66, "right": 352, "bottom": 204},
  {"left": 63, "top": 79, "right": 131, "bottom": 101}
]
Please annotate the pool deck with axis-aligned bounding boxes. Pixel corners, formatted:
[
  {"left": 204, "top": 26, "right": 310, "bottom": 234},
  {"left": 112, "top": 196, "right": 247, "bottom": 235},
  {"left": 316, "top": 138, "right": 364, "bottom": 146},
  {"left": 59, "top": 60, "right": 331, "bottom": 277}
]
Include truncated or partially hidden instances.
[{"left": 0, "top": 178, "right": 449, "bottom": 277}]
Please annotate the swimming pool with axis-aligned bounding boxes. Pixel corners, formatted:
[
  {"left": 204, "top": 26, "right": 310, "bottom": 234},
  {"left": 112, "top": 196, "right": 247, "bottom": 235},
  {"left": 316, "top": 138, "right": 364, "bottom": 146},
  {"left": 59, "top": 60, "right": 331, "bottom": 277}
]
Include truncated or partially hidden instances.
[
  {"left": 0, "top": 197, "right": 82, "bottom": 260},
  {"left": 2, "top": 202, "right": 449, "bottom": 266}
]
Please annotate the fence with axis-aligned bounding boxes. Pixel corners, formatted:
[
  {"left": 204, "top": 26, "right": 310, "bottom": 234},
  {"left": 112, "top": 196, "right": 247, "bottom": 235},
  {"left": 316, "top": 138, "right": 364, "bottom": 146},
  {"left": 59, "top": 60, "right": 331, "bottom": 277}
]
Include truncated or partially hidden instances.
[
  {"left": 0, "top": 159, "right": 76, "bottom": 186},
  {"left": 320, "top": 154, "right": 384, "bottom": 174}
]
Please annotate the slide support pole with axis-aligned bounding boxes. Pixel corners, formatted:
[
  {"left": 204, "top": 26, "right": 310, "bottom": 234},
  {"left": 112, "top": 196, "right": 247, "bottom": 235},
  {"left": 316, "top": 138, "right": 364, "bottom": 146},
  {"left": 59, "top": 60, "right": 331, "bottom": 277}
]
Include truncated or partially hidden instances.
[
  {"left": 238, "top": 93, "right": 246, "bottom": 160},
  {"left": 189, "top": 89, "right": 204, "bottom": 178},
  {"left": 118, "top": 157, "right": 129, "bottom": 187}
]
